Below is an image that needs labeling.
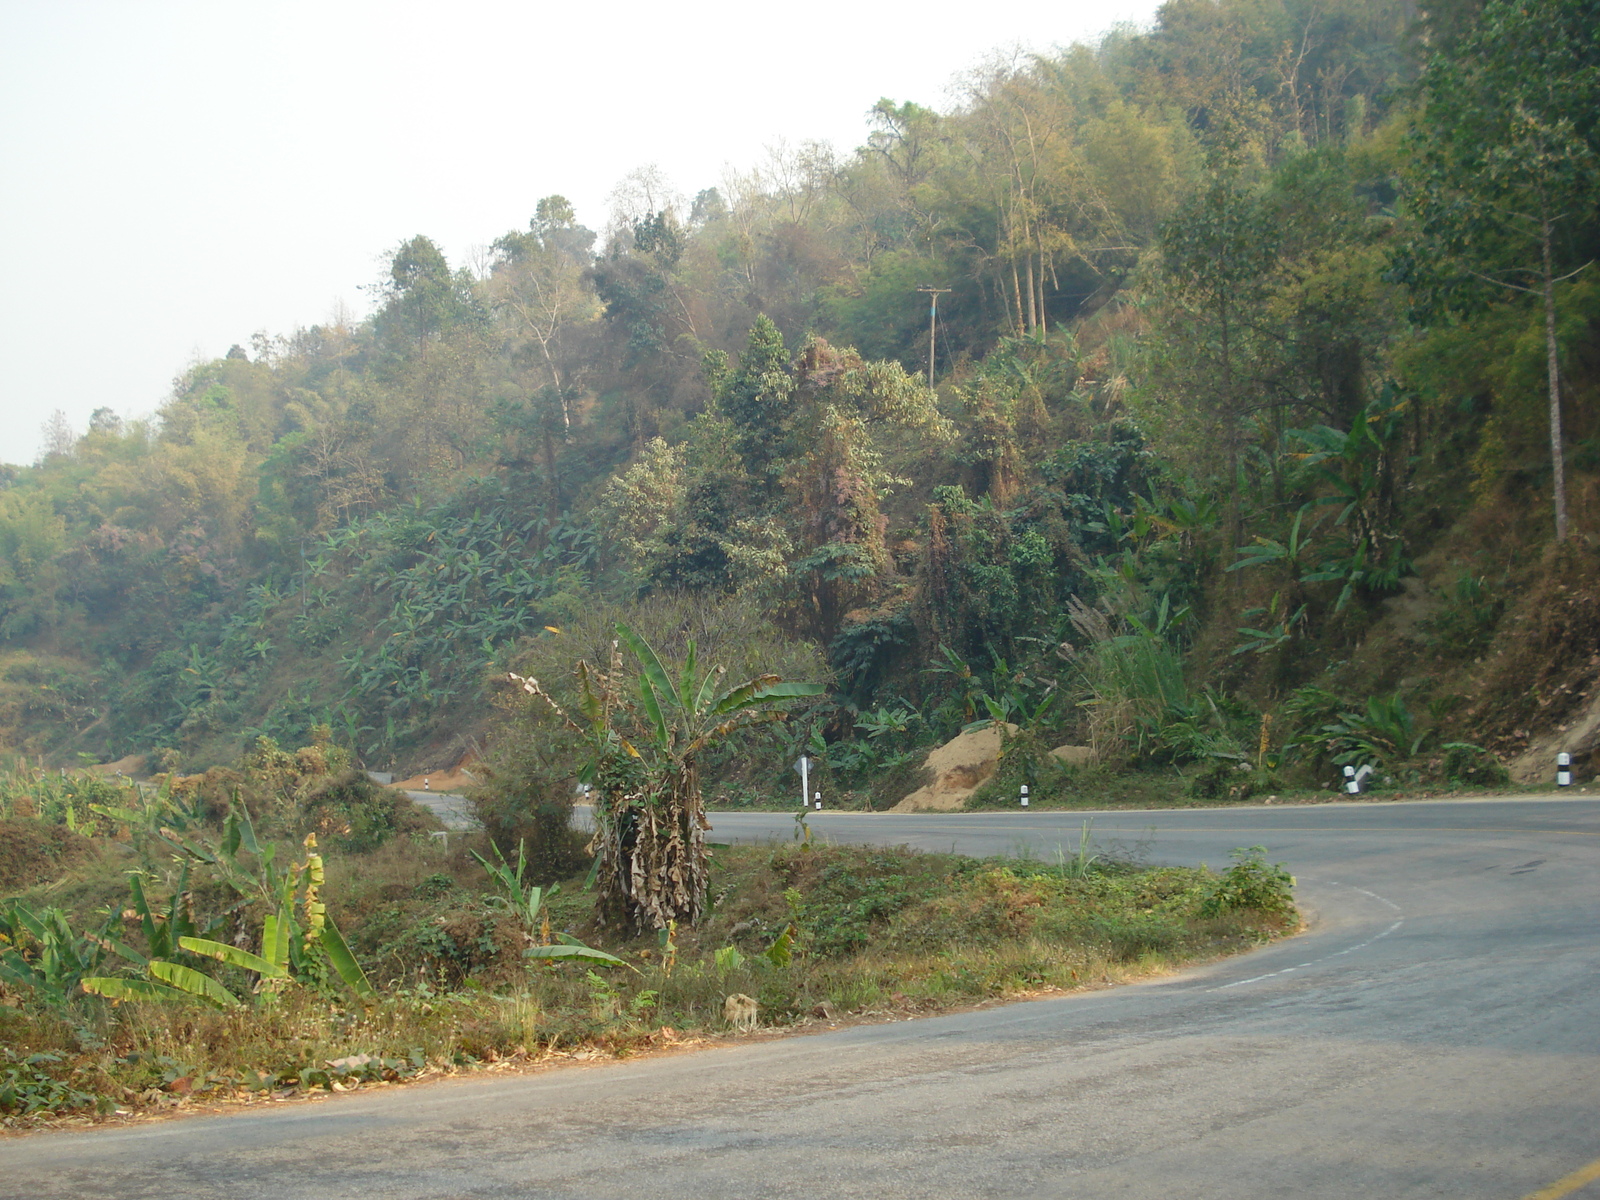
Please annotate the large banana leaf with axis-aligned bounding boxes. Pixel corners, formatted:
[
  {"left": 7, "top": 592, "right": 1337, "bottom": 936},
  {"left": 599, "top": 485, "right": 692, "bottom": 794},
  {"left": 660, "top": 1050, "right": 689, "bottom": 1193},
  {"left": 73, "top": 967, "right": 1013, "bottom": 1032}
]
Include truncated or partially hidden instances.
[
  {"left": 746, "top": 680, "right": 826, "bottom": 703},
  {"left": 525, "top": 944, "right": 630, "bottom": 967},
  {"left": 80, "top": 976, "right": 190, "bottom": 1004},
  {"left": 148, "top": 961, "right": 241, "bottom": 1010},
  {"left": 262, "top": 909, "right": 291, "bottom": 975},
  {"left": 617, "top": 622, "right": 681, "bottom": 710},
  {"left": 318, "top": 918, "right": 376, "bottom": 1000},
  {"left": 178, "top": 936, "right": 288, "bottom": 979}
]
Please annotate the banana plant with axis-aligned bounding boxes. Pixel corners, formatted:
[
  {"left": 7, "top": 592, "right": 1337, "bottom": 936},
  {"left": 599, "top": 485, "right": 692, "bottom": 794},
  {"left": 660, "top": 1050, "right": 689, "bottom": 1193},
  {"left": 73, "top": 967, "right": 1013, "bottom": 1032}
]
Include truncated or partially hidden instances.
[
  {"left": 0, "top": 903, "right": 127, "bottom": 1009},
  {"left": 514, "top": 624, "right": 822, "bottom": 935},
  {"left": 471, "top": 840, "right": 631, "bottom": 969},
  {"left": 472, "top": 838, "right": 558, "bottom": 933},
  {"left": 82, "top": 832, "right": 374, "bottom": 1009},
  {"left": 1228, "top": 505, "right": 1319, "bottom": 575}
]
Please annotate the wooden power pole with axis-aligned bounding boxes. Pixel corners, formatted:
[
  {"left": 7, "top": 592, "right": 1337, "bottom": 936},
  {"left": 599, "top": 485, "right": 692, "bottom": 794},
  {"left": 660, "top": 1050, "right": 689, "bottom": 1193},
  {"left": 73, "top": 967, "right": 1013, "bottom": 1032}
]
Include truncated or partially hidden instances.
[{"left": 916, "top": 285, "right": 950, "bottom": 388}]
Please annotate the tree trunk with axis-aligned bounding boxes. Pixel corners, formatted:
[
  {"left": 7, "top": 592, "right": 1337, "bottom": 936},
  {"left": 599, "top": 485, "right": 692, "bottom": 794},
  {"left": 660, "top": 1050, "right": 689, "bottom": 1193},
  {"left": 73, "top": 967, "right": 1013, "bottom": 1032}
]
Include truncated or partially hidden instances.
[
  {"left": 540, "top": 345, "right": 570, "bottom": 436},
  {"left": 1219, "top": 297, "right": 1242, "bottom": 557},
  {"left": 1024, "top": 254, "right": 1038, "bottom": 332},
  {"left": 542, "top": 426, "right": 559, "bottom": 526},
  {"left": 1542, "top": 214, "right": 1568, "bottom": 542},
  {"left": 593, "top": 769, "right": 708, "bottom": 935},
  {"left": 1036, "top": 253, "right": 1048, "bottom": 335},
  {"left": 1010, "top": 259, "right": 1026, "bottom": 335}
]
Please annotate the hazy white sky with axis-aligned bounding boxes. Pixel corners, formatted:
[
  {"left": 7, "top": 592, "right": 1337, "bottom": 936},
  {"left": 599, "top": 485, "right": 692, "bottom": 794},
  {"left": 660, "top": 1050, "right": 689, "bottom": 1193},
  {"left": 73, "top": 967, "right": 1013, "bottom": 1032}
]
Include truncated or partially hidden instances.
[{"left": 0, "top": 0, "right": 1158, "bottom": 465}]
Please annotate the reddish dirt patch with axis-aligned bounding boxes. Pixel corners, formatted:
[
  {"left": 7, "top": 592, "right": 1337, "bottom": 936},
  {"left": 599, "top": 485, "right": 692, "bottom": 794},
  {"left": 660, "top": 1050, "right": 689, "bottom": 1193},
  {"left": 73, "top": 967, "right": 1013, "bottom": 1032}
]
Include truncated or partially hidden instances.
[{"left": 0, "top": 818, "right": 96, "bottom": 891}]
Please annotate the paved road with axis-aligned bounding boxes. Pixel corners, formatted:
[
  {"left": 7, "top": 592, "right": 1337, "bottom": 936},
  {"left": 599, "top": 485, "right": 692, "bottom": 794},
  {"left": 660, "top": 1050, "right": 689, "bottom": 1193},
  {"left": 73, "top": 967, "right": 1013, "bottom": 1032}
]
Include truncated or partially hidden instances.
[
  {"left": 8, "top": 796, "right": 1599, "bottom": 1199},
  {"left": 404, "top": 789, "right": 477, "bottom": 831}
]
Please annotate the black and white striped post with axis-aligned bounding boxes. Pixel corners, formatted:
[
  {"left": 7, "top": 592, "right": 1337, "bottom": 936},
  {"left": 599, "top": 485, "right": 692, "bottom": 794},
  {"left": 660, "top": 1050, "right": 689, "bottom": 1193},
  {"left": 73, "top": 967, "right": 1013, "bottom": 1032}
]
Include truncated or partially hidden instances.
[
  {"left": 814, "top": 791, "right": 823, "bottom": 810},
  {"left": 1020, "top": 784, "right": 1030, "bottom": 808},
  {"left": 1558, "top": 752, "right": 1573, "bottom": 788}
]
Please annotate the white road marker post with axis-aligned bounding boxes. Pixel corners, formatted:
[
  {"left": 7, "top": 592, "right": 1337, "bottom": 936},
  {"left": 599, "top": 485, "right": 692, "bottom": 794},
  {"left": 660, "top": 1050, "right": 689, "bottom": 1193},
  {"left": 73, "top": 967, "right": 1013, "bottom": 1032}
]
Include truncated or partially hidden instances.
[
  {"left": 1343, "top": 765, "right": 1357, "bottom": 794},
  {"left": 814, "top": 791, "right": 823, "bottom": 810},
  {"left": 1020, "top": 784, "right": 1030, "bottom": 808},
  {"left": 793, "top": 755, "right": 811, "bottom": 809},
  {"left": 1558, "top": 752, "right": 1573, "bottom": 787}
]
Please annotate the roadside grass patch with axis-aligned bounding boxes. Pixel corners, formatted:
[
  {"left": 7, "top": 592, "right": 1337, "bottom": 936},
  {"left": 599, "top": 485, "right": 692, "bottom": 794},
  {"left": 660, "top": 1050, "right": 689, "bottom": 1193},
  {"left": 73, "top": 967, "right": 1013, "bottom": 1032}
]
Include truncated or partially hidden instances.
[{"left": 0, "top": 842, "right": 1295, "bottom": 1128}]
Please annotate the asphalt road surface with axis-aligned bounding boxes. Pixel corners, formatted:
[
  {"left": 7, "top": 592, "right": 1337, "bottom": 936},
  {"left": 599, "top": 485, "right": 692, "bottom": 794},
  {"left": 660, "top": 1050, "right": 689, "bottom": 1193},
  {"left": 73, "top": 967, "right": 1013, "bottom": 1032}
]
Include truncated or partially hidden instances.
[
  {"left": 405, "top": 789, "right": 477, "bottom": 831},
  {"left": 7, "top": 795, "right": 1599, "bottom": 1199}
]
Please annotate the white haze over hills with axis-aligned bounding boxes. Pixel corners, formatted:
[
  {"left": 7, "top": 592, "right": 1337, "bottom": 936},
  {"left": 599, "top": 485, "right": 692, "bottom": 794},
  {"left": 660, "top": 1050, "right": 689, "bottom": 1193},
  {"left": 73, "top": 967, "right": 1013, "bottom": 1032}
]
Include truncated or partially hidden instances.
[{"left": 0, "top": 0, "right": 1157, "bottom": 465}]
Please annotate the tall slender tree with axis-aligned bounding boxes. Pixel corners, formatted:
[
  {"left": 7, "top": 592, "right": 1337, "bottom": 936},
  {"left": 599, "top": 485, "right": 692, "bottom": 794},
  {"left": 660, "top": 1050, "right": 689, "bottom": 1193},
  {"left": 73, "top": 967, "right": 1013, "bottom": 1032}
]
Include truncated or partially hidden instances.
[{"left": 1397, "top": 0, "right": 1600, "bottom": 541}]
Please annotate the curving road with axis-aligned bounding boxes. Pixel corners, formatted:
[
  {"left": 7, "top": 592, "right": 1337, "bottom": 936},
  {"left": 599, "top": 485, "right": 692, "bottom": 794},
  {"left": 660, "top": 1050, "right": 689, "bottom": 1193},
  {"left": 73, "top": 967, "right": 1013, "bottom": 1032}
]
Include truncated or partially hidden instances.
[{"left": 6, "top": 796, "right": 1599, "bottom": 1199}]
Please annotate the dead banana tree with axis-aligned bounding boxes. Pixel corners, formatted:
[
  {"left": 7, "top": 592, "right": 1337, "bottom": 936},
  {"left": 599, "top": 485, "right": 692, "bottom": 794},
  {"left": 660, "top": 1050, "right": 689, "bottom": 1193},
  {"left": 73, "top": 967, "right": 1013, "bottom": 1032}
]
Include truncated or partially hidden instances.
[{"left": 511, "top": 623, "right": 821, "bottom": 934}]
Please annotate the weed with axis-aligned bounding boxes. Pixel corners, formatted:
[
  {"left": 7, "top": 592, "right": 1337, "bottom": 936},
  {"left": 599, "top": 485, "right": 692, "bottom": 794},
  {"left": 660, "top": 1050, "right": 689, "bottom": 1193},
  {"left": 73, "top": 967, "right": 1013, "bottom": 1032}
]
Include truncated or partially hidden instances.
[
  {"left": 0, "top": 1049, "right": 109, "bottom": 1117},
  {"left": 1056, "top": 821, "right": 1101, "bottom": 879}
]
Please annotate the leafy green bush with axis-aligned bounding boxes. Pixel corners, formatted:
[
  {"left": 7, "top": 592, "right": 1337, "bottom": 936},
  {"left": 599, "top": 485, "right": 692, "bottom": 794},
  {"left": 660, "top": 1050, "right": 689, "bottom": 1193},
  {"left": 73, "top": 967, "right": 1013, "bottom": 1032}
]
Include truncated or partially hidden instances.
[
  {"left": 963, "top": 726, "right": 1073, "bottom": 808},
  {"left": 1185, "top": 758, "right": 1259, "bottom": 801},
  {"left": 1321, "top": 693, "right": 1429, "bottom": 767},
  {"left": 1423, "top": 573, "right": 1505, "bottom": 655},
  {"left": 298, "top": 771, "right": 437, "bottom": 853},
  {"left": 1198, "top": 847, "right": 1296, "bottom": 918},
  {"left": 1439, "top": 742, "right": 1510, "bottom": 788}
]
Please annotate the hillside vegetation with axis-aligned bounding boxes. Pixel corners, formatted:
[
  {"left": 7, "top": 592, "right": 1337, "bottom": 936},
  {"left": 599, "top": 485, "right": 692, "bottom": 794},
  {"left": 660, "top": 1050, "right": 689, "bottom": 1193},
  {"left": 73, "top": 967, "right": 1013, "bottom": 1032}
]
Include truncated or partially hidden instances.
[{"left": 2, "top": 0, "right": 1597, "bottom": 807}]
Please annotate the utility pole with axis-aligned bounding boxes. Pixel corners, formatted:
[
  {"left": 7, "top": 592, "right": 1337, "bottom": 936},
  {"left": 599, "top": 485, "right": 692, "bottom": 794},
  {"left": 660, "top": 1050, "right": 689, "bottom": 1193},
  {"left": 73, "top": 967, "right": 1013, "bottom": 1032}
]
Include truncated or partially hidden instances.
[{"left": 916, "top": 285, "right": 950, "bottom": 388}]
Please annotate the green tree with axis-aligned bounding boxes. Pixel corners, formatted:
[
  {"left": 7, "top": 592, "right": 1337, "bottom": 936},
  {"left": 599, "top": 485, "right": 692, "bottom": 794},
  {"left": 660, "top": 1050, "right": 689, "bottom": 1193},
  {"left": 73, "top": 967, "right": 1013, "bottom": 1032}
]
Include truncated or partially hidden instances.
[
  {"left": 0, "top": 491, "right": 67, "bottom": 637},
  {"left": 711, "top": 314, "right": 792, "bottom": 482},
  {"left": 1396, "top": 0, "right": 1600, "bottom": 541},
  {"left": 1149, "top": 153, "right": 1279, "bottom": 548},
  {"left": 490, "top": 199, "right": 601, "bottom": 517},
  {"left": 782, "top": 338, "right": 950, "bottom": 641}
]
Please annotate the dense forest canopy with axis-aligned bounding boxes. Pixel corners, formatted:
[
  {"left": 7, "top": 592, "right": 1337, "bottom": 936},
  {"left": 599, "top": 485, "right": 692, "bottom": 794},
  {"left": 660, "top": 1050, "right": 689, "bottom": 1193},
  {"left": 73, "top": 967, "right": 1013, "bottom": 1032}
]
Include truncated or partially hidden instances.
[{"left": 2, "top": 0, "right": 1597, "bottom": 796}]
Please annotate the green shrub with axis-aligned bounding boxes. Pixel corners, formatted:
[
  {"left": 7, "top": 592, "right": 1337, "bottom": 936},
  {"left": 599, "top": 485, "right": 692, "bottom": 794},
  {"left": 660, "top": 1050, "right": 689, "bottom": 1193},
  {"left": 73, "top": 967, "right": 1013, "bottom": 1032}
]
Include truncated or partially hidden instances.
[
  {"left": 1440, "top": 742, "right": 1510, "bottom": 788},
  {"left": 963, "top": 727, "right": 1074, "bottom": 808},
  {"left": 1199, "top": 847, "right": 1295, "bottom": 918},
  {"left": 1185, "top": 758, "right": 1258, "bottom": 801},
  {"left": 298, "top": 771, "right": 438, "bottom": 853}
]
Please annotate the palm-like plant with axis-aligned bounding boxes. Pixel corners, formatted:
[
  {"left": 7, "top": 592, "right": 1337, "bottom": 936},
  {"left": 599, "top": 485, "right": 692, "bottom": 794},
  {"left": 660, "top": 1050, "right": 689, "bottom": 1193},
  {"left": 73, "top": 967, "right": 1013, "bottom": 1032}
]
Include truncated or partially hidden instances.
[{"left": 511, "top": 622, "right": 821, "bottom": 934}]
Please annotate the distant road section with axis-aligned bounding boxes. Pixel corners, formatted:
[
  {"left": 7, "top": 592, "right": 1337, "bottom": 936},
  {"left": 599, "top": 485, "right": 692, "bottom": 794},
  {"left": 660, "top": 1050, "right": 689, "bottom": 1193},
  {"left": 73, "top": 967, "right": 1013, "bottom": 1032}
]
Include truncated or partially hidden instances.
[{"left": 402, "top": 789, "right": 476, "bottom": 830}]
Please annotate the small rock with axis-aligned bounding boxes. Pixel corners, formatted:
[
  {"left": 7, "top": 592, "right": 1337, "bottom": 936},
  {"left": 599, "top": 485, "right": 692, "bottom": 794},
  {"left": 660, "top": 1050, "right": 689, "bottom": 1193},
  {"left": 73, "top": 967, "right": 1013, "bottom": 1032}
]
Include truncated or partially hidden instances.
[{"left": 811, "top": 1001, "right": 836, "bottom": 1020}]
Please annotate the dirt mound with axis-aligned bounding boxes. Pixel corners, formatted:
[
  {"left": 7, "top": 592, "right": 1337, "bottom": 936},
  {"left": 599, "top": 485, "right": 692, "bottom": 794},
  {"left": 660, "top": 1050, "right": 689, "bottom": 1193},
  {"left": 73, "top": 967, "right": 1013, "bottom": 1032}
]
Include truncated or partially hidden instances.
[
  {"left": 891, "top": 725, "right": 1017, "bottom": 812},
  {"left": 393, "top": 748, "right": 483, "bottom": 794},
  {"left": 86, "top": 753, "right": 146, "bottom": 779},
  {"left": 0, "top": 818, "right": 96, "bottom": 893},
  {"left": 1509, "top": 682, "right": 1600, "bottom": 784},
  {"left": 1463, "top": 545, "right": 1600, "bottom": 762}
]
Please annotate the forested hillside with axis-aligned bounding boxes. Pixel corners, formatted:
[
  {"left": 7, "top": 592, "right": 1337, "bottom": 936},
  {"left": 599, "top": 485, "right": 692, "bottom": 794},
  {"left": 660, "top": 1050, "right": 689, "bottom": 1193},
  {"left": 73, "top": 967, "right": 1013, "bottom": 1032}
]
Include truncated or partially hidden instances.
[{"left": 3, "top": 0, "right": 1597, "bottom": 799}]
